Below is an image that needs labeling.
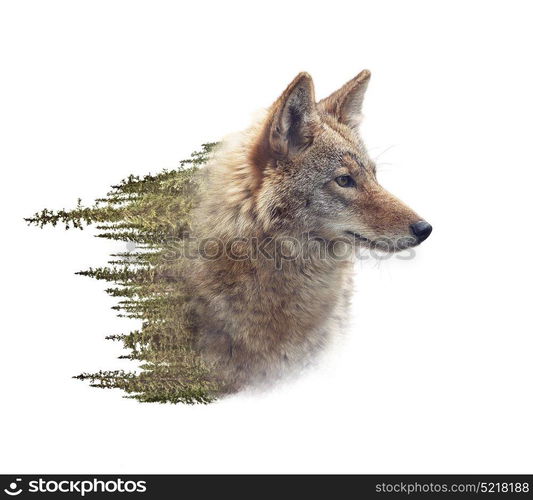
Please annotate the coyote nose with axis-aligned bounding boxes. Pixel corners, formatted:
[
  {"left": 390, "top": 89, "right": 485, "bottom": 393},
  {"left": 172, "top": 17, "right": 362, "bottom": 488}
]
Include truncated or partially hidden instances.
[{"left": 410, "top": 221, "right": 432, "bottom": 242}]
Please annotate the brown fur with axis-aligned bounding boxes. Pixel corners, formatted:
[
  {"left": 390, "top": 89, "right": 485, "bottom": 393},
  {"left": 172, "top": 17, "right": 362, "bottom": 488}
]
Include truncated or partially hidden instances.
[{"left": 187, "top": 71, "right": 429, "bottom": 393}]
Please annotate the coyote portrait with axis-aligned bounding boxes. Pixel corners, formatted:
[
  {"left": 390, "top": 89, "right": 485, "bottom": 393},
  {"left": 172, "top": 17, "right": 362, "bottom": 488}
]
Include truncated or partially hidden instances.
[
  {"left": 28, "top": 69, "right": 432, "bottom": 402},
  {"left": 188, "top": 70, "right": 432, "bottom": 393}
]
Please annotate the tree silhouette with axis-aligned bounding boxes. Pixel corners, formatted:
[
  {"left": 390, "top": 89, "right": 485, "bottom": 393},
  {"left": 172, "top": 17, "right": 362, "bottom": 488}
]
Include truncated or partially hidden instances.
[{"left": 26, "top": 143, "right": 219, "bottom": 404}]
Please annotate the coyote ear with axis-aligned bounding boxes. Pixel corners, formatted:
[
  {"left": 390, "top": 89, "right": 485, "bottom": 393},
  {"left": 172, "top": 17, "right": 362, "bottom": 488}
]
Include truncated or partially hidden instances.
[
  {"left": 318, "top": 69, "right": 371, "bottom": 128},
  {"left": 266, "top": 72, "right": 318, "bottom": 160}
]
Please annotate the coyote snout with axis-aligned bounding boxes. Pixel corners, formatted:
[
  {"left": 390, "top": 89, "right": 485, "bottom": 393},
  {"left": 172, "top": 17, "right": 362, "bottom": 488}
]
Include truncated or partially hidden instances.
[{"left": 339, "top": 181, "right": 433, "bottom": 252}]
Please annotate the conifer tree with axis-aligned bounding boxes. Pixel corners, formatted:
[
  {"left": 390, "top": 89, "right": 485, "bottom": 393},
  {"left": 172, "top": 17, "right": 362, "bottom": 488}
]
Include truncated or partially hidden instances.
[{"left": 26, "top": 143, "right": 219, "bottom": 404}]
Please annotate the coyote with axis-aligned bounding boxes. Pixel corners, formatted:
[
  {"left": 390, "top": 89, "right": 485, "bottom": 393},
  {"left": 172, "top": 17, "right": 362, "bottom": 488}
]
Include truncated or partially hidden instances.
[{"left": 188, "top": 70, "right": 432, "bottom": 393}]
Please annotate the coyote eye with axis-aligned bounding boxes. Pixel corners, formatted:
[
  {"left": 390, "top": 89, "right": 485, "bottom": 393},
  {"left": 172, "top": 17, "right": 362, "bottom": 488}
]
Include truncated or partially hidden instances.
[{"left": 335, "top": 175, "right": 355, "bottom": 188}]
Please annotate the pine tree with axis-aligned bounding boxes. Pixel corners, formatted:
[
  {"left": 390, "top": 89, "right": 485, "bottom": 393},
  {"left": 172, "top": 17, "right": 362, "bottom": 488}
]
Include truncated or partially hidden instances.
[{"left": 26, "top": 143, "right": 219, "bottom": 404}]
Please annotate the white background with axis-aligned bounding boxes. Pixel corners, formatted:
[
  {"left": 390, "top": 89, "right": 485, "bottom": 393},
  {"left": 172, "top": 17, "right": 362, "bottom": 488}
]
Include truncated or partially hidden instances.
[{"left": 1, "top": 0, "right": 532, "bottom": 474}]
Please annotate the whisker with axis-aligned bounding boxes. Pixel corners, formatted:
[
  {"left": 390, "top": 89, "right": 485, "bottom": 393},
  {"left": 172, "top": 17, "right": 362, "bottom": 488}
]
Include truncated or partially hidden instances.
[{"left": 373, "top": 144, "right": 396, "bottom": 161}]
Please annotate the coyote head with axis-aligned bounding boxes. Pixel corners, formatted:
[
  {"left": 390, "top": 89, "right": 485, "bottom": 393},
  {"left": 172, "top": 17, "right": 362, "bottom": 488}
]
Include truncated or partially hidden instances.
[{"left": 249, "top": 71, "right": 432, "bottom": 251}]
